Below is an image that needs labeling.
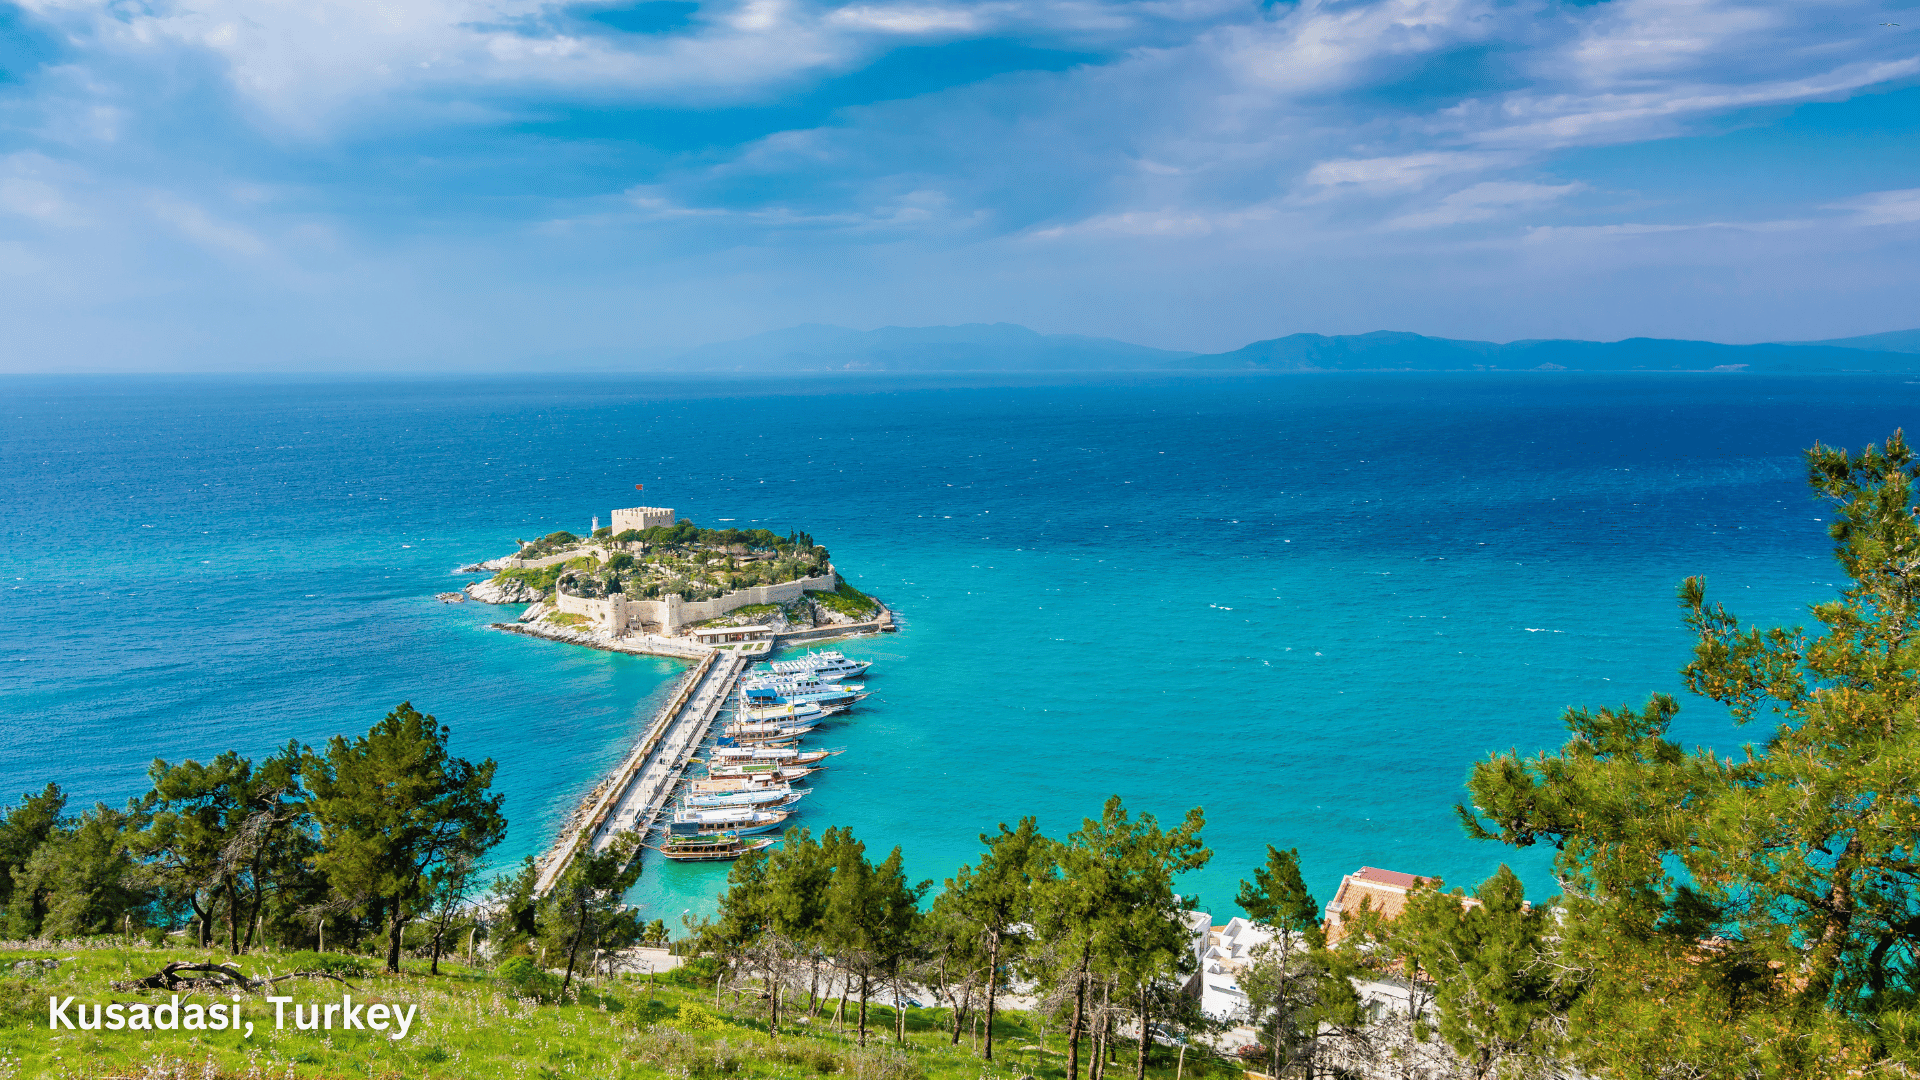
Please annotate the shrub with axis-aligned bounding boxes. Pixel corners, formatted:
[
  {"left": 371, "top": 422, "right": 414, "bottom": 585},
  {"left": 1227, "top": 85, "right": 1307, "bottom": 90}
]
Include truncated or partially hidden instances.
[
  {"left": 496, "top": 954, "right": 561, "bottom": 1000},
  {"left": 674, "top": 956, "right": 722, "bottom": 987},
  {"left": 673, "top": 1002, "right": 724, "bottom": 1032}
]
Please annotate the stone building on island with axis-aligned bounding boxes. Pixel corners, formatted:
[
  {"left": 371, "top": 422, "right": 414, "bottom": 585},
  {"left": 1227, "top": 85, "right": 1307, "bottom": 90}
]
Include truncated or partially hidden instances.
[{"left": 610, "top": 506, "right": 676, "bottom": 534}]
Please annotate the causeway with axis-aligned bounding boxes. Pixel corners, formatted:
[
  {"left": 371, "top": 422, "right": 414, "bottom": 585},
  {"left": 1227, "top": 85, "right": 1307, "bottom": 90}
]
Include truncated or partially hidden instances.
[{"left": 533, "top": 650, "right": 746, "bottom": 895}]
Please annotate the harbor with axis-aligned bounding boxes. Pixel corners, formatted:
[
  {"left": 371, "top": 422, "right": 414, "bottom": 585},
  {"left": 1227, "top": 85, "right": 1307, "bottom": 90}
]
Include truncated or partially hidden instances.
[{"left": 531, "top": 646, "right": 879, "bottom": 892}]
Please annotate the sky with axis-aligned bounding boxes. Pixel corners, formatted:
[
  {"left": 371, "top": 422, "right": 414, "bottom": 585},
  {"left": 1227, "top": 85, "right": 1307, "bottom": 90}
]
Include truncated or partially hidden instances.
[{"left": 0, "top": 0, "right": 1917, "bottom": 370}]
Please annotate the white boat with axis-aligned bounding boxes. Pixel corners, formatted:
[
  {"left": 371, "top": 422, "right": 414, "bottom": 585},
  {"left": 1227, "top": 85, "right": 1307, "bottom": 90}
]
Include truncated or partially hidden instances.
[
  {"left": 712, "top": 746, "right": 836, "bottom": 765},
  {"left": 742, "top": 682, "right": 867, "bottom": 708},
  {"left": 723, "top": 721, "right": 819, "bottom": 743},
  {"left": 681, "top": 786, "right": 809, "bottom": 809},
  {"left": 742, "top": 673, "right": 867, "bottom": 695},
  {"left": 759, "top": 650, "right": 872, "bottom": 680},
  {"left": 738, "top": 701, "right": 831, "bottom": 725},
  {"left": 669, "top": 807, "right": 792, "bottom": 836}
]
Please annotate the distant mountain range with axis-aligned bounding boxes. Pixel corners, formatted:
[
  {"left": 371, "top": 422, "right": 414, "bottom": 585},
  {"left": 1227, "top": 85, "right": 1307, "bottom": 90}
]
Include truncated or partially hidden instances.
[{"left": 641, "top": 323, "right": 1920, "bottom": 373}]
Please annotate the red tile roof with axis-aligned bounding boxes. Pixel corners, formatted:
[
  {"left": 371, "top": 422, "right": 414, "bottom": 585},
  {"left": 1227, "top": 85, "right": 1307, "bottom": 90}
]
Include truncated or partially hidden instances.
[{"left": 1352, "top": 866, "right": 1427, "bottom": 890}]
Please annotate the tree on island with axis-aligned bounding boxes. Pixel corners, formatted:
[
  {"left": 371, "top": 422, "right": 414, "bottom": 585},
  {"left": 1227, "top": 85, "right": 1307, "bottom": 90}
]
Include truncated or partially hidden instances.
[
  {"left": 304, "top": 702, "right": 506, "bottom": 974},
  {"left": 1461, "top": 430, "right": 1920, "bottom": 1074}
]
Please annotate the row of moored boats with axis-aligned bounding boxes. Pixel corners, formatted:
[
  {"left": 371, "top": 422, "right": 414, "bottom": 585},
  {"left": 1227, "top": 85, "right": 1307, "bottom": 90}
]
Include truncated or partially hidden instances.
[{"left": 648, "top": 650, "right": 873, "bottom": 861}]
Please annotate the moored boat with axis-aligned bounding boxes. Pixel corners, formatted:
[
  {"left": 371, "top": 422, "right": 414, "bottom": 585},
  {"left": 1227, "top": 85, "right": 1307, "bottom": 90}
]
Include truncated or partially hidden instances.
[
  {"left": 711, "top": 746, "right": 836, "bottom": 766},
  {"left": 710, "top": 760, "right": 821, "bottom": 776},
  {"left": 681, "top": 786, "right": 809, "bottom": 809},
  {"left": 757, "top": 650, "right": 873, "bottom": 680},
  {"left": 724, "top": 720, "right": 820, "bottom": 742},
  {"left": 743, "top": 686, "right": 867, "bottom": 708},
  {"left": 738, "top": 701, "right": 834, "bottom": 725},
  {"left": 652, "top": 833, "right": 776, "bottom": 861},
  {"left": 669, "top": 807, "right": 792, "bottom": 837}
]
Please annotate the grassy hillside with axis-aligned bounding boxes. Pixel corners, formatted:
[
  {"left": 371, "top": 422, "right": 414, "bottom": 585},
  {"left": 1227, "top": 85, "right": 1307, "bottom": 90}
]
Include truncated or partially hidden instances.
[{"left": 0, "top": 943, "right": 1241, "bottom": 1080}]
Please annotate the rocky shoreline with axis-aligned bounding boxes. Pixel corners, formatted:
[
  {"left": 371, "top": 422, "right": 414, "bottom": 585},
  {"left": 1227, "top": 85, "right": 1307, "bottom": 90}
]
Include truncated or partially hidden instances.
[{"left": 466, "top": 577, "right": 543, "bottom": 604}]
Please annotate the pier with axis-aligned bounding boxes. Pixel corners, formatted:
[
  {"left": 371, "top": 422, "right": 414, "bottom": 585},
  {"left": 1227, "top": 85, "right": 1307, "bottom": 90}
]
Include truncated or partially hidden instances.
[{"left": 533, "top": 650, "right": 747, "bottom": 895}]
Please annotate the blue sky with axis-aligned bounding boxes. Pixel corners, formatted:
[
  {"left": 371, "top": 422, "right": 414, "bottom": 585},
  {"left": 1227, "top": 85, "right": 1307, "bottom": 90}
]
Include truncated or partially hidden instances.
[{"left": 0, "top": 0, "right": 1917, "bottom": 369}]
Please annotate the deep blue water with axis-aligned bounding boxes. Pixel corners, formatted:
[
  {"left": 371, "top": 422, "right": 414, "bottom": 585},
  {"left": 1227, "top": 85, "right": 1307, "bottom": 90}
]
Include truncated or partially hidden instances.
[{"left": 0, "top": 372, "right": 1899, "bottom": 924}]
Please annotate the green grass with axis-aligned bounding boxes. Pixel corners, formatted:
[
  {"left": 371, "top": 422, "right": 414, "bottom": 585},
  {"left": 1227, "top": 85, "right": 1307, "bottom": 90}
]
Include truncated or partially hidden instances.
[
  {"left": 0, "top": 944, "right": 1240, "bottom": 1080},
  {"left": 807, "top": 581, "right": 880, "bottom": 620},
  {"left": 546, "top": 612, "right": 589, "bottom": 628},
  {"left": 492, "top": 566, "right": 563, "bottom": 593}
]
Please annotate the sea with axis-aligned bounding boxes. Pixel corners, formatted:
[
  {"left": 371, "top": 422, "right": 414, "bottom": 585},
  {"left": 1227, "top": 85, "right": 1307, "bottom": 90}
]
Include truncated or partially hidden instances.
[{"left": 0, "top": 371, "right": 1902, "bottom": 926}]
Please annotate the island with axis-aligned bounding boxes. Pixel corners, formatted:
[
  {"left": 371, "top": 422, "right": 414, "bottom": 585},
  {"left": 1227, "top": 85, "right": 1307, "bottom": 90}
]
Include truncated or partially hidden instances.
[{"left": 457, "top": 504, "right": 893, "bottom": 658}]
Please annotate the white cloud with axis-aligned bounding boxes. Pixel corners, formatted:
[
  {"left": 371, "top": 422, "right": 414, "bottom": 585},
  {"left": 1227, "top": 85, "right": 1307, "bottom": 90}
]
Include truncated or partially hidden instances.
[
  {"left": 826, "top": 4, "right": 981, "bottom": 33},
  {"left": 1825, "top": 188, "right": 1920, "bottom": 226},
  {"left": 0, "top": 154, "right": 89, "bottom": 226},
  {"left": 148, "top": 195, "right": 269, "bottom": 256},
  {"left": 1302, "top": 151, "right": 1519, "bottom": 194},
  {"left": 1385, "top": 180, "right": 1581, "bottom": 229}
]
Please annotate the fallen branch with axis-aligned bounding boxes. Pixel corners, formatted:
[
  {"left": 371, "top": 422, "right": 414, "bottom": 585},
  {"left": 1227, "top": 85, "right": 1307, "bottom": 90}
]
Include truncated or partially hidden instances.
[
  {"left": 112, "top": 962, "right": 254, "bottom": 992},
  {"left": 111, "top": 962, "right": 358, "bottom": 993}
]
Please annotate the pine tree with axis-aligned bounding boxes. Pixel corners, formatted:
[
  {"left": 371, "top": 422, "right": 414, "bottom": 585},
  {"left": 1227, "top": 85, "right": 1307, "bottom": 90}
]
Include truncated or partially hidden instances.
[
  {"left": 304, "top": 703, "right": 507, "bottom": 974},
  {"left": 0, "top": 784, "right": 66, "bottom": 918},
  {"left": 1460, "top": 430, "right": 1920, "bottom": 1075},
  {"left": 1235, "top": 846, "right": 1336, "bottom": 1079},
  {"left": 538, "top": 833, "right": 643, "bottom": 993},
  {"left": 943, "top": 816, "right": 1050, "bottom": 1060},
  {"left": 1400, "top": 867, "right": 1559, "bottom": 1080}
]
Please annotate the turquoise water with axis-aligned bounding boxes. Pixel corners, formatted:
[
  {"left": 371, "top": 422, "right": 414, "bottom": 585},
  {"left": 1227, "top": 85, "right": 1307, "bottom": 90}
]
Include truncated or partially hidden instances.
[{"left": 0, "top": 372, "right": 1897, "bottom": 923}]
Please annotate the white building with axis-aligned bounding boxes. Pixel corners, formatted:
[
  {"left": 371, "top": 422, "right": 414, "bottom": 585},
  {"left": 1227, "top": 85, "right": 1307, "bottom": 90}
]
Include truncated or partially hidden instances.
[
  {"left": 1186, "top": 866, "right": 1465, "bottom": 1027},
  {"left": 1186, "top": 910, "right": 1276, "bottom": 1022}
]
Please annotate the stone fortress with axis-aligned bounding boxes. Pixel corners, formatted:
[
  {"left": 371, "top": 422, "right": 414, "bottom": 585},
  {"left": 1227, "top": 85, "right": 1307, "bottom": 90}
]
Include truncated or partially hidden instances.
[
  {"left": 547, "top": 505, "right": 840, "bottom": 637},
  {"left": 609, "top": 505, "right": 676, "bottom": 533}
]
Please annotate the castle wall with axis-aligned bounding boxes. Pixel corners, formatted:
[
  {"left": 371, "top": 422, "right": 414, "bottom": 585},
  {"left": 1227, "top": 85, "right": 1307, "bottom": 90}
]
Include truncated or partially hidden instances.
[{"left": 551, "top": 567, "right": 840, "bottom": 636}]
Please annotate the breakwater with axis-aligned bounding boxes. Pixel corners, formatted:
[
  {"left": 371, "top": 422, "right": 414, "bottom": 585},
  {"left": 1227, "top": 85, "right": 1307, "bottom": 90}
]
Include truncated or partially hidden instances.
[{"left": 532, "top": 651, "right": 747, "bottom": 895}]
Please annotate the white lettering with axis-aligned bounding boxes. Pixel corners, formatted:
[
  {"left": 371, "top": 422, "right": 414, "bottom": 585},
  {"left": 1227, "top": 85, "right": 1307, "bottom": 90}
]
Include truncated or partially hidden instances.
[
  {"left": 48, "top": 996, "right": 74, "bottom": 1030},
  {"left": 154, "top": 994, "right": 179, "bottom": 1030},
  {"left": 128, "top": 1004, "right": 152, "bottom": 1030},
  {"left": 184, "top": 1003, "right": 206, "bottom": 1030},
  {"left": 342, "top": 995, "right": 364, "bottom": 1030},
  {"left": 106, "top": 1003, "right": 126, "bottom": 1030},
  {"left": 390, "top": 1004, "right": 417, "bottom": 1041},
  {"left": 367, "top": 1003, "right": 388, "bottom": 1030}
]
